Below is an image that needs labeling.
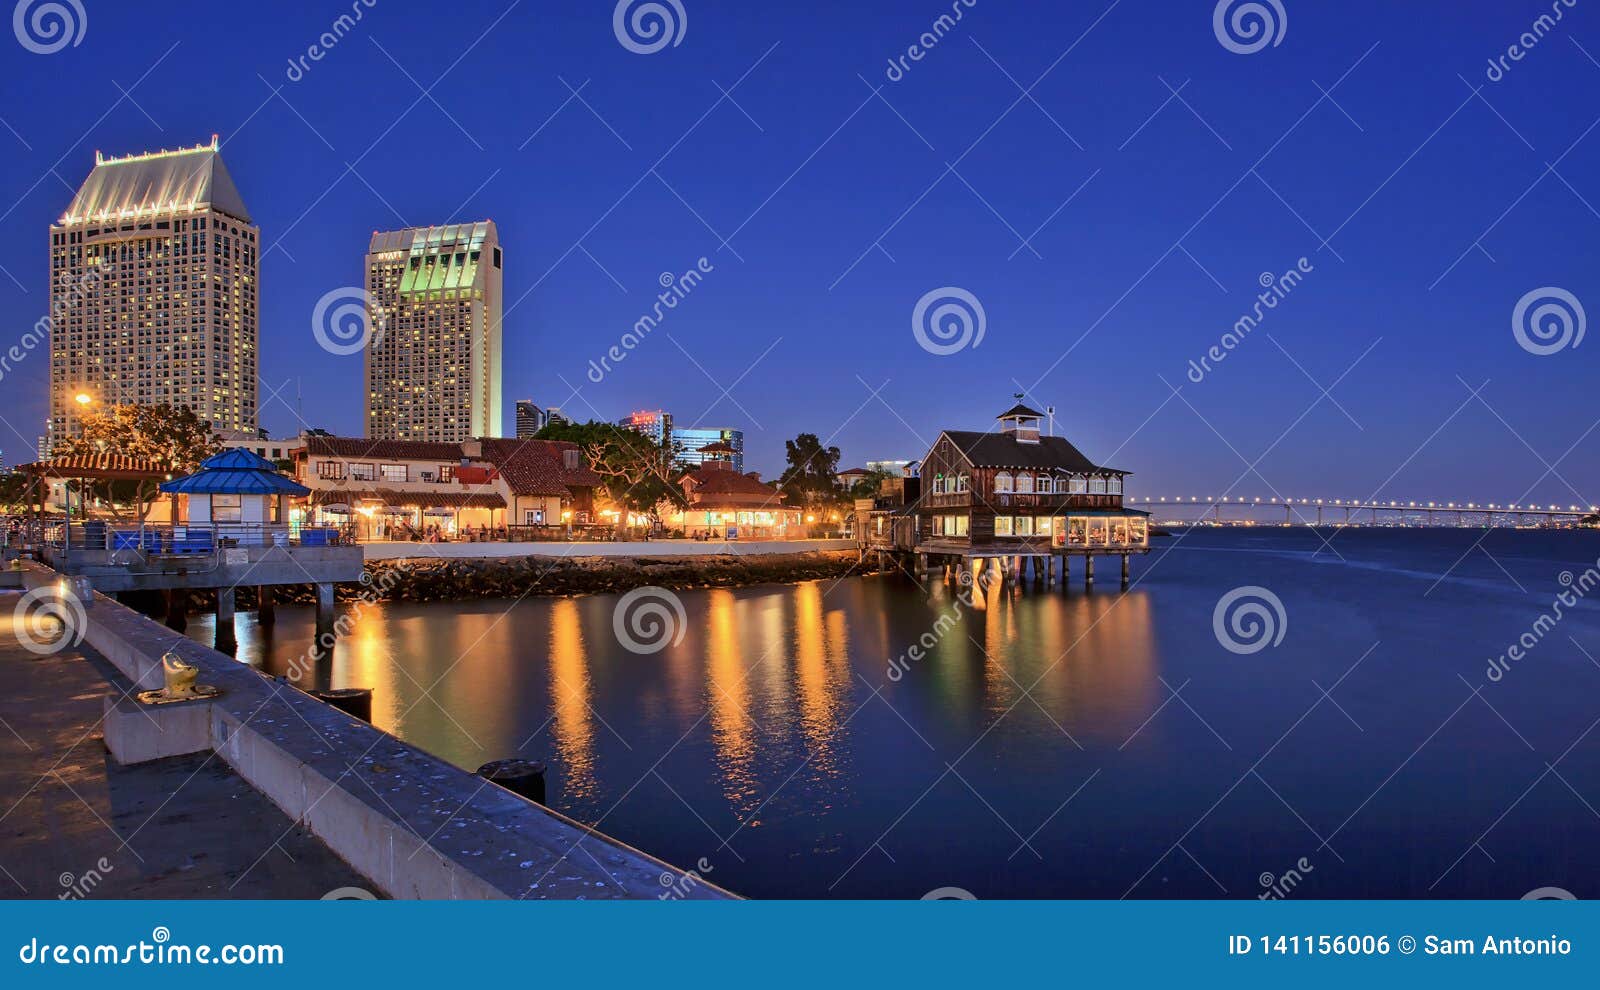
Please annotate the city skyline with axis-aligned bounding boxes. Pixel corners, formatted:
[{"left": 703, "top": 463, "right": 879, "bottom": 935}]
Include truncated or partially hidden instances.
[{"left": 1, "top": 1, "right": 1597, "bottom": 496}]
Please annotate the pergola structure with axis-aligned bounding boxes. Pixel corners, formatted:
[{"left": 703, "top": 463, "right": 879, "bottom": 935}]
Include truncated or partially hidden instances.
[{"left": 14, "top": 453, "right": 170, "bottom": 521}]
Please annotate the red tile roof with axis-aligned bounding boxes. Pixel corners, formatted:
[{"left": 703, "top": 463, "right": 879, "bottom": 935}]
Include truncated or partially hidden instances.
[
  {"left": 19, "top": 453, "right": 168, "bottom": 479},
  {"left": 478, "top": 438, "right": 601, "bottom": 497},
  {"left": 303, "top": 436, "right": 464, "bottom": 462},
  {"left": 683, "top": 466, "right": 785, "bottom": 504}
]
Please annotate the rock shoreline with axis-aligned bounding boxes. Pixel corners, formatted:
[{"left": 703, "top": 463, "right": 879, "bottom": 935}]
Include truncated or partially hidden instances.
[{"left": 167, "top": 549, "right": 883, "bottom": 610}]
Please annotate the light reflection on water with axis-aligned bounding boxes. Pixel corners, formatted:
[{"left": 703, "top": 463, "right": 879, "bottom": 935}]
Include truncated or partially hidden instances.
[{"left": 188, "top": 528, "right": 1600, "bottom": 898}]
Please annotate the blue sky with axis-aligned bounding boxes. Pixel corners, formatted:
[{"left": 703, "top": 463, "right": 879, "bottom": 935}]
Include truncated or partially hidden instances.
[{"left": 1, "top": 0, "right": 1598, "bottom": 506}]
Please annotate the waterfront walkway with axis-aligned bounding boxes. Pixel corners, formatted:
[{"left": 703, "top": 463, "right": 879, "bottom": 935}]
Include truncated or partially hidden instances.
[
  {"left": 0, "top": 592, "right": 369, "bottom": 899},
  {"left": 361, "top": 537, "right": 856, "bottom": 561}
]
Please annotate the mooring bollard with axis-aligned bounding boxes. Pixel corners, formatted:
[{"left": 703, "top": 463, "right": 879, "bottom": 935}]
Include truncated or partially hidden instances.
[
  {"left": 313, "top": 687, "right": 373, "bottom": 723},
  {"left": 478, "top": 758, "right": 548, "bottom": 805}
]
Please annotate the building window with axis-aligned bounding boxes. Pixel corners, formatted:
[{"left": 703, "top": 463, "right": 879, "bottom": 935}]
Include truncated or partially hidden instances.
[
  {"left": 1069, "top": 475, "right": 1087, "bottom": 494},
  {"left": 438, "top": 464, "right": 456, "bottom": 482},
  {"left": 1089, "top": 476, "right": 1107, "bottom": 494},
  {"left": 212, "top": 494, "right": 241, "bottom": 523},
  {"left": 955, "top": 474, "right": 969, "bottom": 494},
  {"left": 380, "top": 464, "right": 408, "bottom": 483},
  {"left": 317, "top": 460, "right": 346, "bottom": 480},
  {"left": 563, "top": 449, "right": 580, "bottom": 470},
  {"left": 994, "top": 515, "right": 1013, "bottom": 536},
  {"left": 994, "top": 472, "right": 1013, "bottom": 494},
  {"left": 1108, "top": 476, "right": 1123, "bottom": 495},
  {"left": 349, "top": 462, "right": 376, "bottom": 481},
  {"left": 931, "top": 474, "right": 944, "bottom": 494},
  {"left": 1036, "top": 517, "right": 1053, "bottom": 535},
  {"left": 1016, "top": 472, "right": 1034, "bottom": 494},
  {"left": 1015, "top": 515, "right": 1034, "bottom": 536}
]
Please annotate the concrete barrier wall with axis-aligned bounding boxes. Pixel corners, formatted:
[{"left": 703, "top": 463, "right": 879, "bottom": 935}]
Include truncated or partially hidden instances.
[{"left": 19, "top": 562, "right": 731, "bottom": 900}]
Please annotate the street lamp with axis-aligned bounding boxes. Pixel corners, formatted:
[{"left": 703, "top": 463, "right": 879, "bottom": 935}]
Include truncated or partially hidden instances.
[{"left": 74, "top": 392, "right": 93, "bottom": 407}]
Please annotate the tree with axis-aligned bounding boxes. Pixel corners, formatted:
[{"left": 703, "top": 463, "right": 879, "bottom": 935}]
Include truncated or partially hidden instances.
[
  {"left": 51, "top": 403, "right": 222, "bottom": 519},
  {"left": 535, "top": 419, "right": 687, "bottom": 523},
  {"left": 0, "top": 471, "right": 31, "bottom": 514},
  {"left": 778, "top": 433, "right": 845, "bottom": 509},
  {"left": 849, "top": 468, "right": 894, "bottom": 500}
]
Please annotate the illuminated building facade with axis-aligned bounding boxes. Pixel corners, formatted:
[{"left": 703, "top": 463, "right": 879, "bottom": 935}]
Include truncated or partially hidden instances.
[
  {"left": 49, "top": 136, "right": 259, "bottom": 447},
  {"left": 365, "top": 222, "right": 502, "bottom": 442}
]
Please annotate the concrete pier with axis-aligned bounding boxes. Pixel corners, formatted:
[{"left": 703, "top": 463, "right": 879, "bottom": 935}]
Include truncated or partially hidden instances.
[
  {"left": 0, "top": 595, "right": 369, "bottom": 898},
  {"left": 314, "top": 581, "right": 336, "bottom": 640},
  {"left": 257, "top": 585, "right": 276, "bottom": 626},
  {"left": 215, "top": 585, "right": 236, "bottom": 652},
  {"left": 9, "top": 561, "right": 730, "bottom": 900}
]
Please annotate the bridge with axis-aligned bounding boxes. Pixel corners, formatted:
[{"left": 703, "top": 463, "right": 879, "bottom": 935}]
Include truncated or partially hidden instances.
[{"left": 1134, "top": 496, "right": 1597, "bottom": 528}]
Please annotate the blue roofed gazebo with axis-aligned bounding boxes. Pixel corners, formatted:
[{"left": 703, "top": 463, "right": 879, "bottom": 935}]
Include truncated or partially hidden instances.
[{"left": 160, "top": 449, "right": 309, "bottom": 545}]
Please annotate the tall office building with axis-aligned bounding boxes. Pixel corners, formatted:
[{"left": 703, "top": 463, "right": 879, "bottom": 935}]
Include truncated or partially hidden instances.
[
  {"left": 515, "top": 399, "right": 547, "bottom": 438},
  {"left": 49, "top": 136, "right": 259, "bottom": 445},
  {"left": 365, "top": 222, "right": 502, "bottom": 442},
  {"left": 672, "top": 426, "right": 744, "bottom": 474},
  {"left": 618, "top": 409, "right": 672, "bottom": 446}
]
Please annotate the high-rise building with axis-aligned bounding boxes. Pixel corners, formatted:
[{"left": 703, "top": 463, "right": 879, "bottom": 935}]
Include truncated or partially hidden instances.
[
  {"left": 618, "top": 409, "right": 672, "bottom": 446},
  {"left": 365, "top": 222, "right": 502, "bottom": 442},
  {"left": 672, "top": 426, "right": 744, "bottom": 474},
  {"left": 49, "top": 136, "right": 259, "bottom": 444},
  {"left": 515, "top": 399, "right": 546, "bottom": 438}
]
